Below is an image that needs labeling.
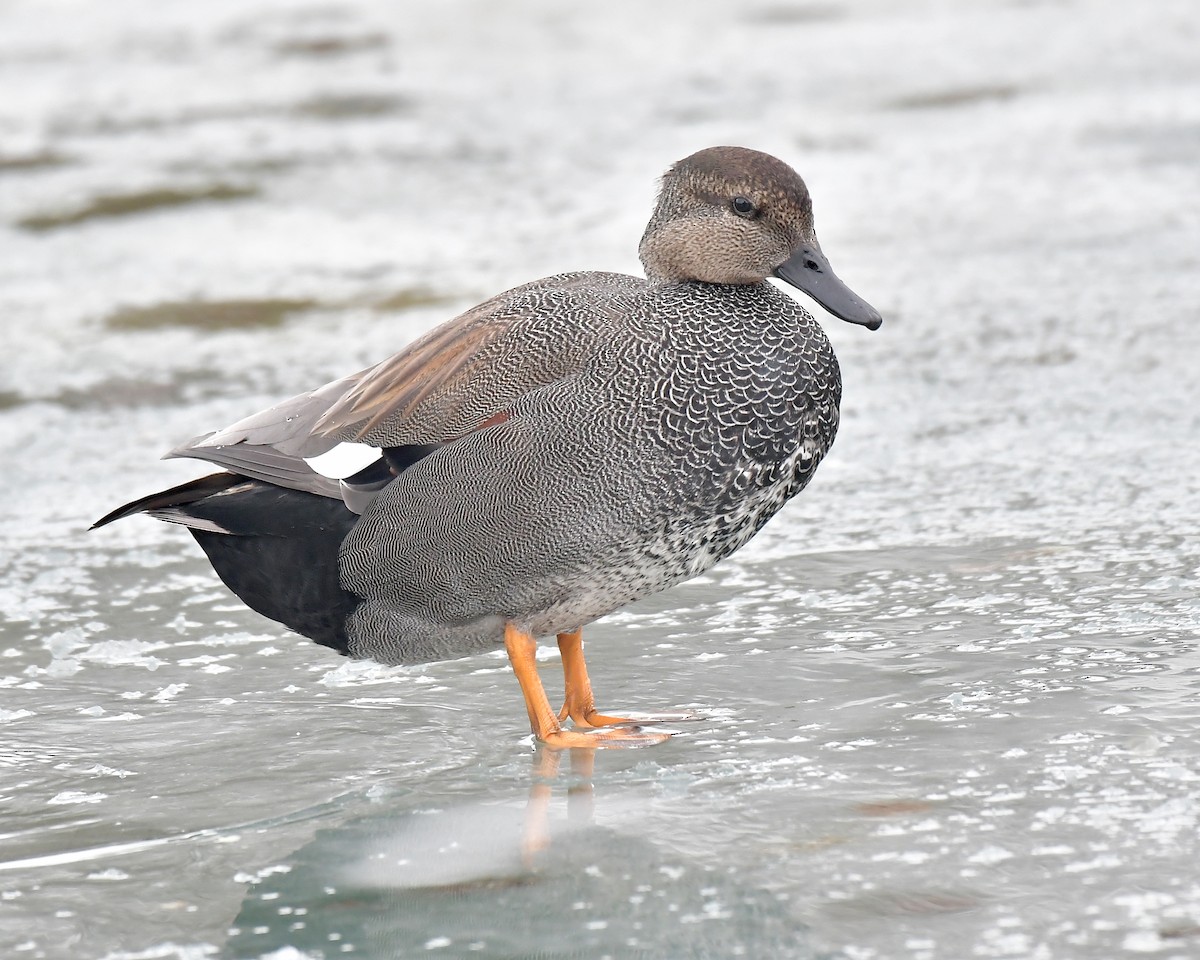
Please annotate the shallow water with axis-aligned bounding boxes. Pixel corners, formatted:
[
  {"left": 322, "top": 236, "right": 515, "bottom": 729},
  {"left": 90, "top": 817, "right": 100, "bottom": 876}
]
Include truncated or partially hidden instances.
[{"left": 3, "top": 0, "right": 1200, "bottom": 958}]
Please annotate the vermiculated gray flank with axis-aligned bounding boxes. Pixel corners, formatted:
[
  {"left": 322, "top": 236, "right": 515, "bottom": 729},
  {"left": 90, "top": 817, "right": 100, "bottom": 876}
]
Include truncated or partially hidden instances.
[
  {"left": 94, "top": 145, "right": 882, "bottom": 738},
  {"left": 340, "top": 276, "right": 843, "bottom": 662}
]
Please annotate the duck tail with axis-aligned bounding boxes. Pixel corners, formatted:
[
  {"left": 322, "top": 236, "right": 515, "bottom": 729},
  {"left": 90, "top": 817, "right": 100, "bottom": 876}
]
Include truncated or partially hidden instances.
[{"left": 92, "top": 474, "right": 358, "bottom": 654}]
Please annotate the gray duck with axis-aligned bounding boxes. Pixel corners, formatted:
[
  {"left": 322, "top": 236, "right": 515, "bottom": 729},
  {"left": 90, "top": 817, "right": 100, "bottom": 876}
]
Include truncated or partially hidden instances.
[{"left": 94, "top": 146, "right": 882, "bottom": 748}]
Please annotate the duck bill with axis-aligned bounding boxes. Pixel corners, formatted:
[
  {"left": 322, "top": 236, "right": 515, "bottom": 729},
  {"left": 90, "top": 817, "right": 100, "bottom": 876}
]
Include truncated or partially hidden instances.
[{"left": 773, "top": 240, "right": 883, "bottom": 330}]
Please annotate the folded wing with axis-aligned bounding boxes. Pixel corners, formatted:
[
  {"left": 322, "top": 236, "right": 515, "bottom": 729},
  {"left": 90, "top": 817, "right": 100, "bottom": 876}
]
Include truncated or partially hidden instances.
[{"left": 167, "top": 276, "right": 615, "bottom": 512}]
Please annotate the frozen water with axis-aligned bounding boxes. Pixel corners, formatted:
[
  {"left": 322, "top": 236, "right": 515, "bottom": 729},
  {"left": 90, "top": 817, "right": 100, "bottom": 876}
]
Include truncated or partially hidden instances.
[{"left": 2, "top": 0, "right": 1200, "bottom": 958}]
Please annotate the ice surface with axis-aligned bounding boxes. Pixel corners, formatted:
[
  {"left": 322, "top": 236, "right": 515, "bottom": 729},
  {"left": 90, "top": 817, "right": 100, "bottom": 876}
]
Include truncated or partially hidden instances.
[{"left": 2, "top": 0, "right": 1200, "bottom": 958}]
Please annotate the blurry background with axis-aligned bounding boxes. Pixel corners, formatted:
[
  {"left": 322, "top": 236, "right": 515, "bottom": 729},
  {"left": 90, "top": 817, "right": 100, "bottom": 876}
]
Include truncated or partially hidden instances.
[{"left": 2, "top": 0, "right": 1199, "bottom": 958}]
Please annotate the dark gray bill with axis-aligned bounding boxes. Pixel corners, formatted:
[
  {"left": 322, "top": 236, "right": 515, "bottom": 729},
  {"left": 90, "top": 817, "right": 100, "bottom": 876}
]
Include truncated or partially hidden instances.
[{"left": 773, "top": 240, "right": 883, "bottom": 330}]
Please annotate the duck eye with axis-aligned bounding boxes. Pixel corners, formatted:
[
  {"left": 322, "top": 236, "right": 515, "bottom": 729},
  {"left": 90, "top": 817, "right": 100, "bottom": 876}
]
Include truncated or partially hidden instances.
[{"left": 731, "top": 196, "right": 756, "bottom": 217}]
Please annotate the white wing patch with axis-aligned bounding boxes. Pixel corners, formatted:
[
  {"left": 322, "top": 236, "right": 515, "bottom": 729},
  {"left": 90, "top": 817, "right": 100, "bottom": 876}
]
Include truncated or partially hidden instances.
[{"left": 304, "top": 443, "right": 382, "bottom": 479}]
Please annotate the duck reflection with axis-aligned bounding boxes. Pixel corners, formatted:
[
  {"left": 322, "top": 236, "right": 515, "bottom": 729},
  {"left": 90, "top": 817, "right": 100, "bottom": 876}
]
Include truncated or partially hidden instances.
[
  {"left": 521, "top": 744, "right": 597, "bottom": 865},
  {"left": 223, "top": 746, "right": 810, "bottom": 959}
]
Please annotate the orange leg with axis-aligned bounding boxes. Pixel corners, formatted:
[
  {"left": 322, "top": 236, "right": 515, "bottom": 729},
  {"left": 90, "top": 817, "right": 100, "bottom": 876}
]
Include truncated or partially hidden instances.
[
  {"left": 556, "top": 629, "right": 647, "bottom": 728},
  {"left": 556, "top": 628, "right": 701, "bottom": 729},
  {"left": 504, "top": 623, "right": 668, "bottom": 748}
]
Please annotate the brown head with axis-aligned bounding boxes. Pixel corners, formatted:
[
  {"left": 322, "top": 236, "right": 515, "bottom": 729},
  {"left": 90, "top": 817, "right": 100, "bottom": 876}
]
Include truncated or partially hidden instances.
[{"left": 639, "top": 146, "right": 882, "bottom": 329}]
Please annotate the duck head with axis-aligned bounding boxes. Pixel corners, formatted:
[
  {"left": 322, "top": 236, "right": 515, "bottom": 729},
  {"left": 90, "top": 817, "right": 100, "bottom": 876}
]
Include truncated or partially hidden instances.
[{"left": 638, "top": 145, "right": 882, "bottom": 330}]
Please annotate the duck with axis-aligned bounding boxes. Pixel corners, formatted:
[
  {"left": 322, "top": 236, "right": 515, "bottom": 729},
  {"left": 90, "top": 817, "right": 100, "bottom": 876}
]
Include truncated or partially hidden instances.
[{"left": 93, "top": 146, "right": 882, "bottom": 748}]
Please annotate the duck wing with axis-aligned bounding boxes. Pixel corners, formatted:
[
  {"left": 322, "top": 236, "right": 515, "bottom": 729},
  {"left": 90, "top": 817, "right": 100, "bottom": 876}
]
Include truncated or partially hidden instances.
[{"left": 167, "top": 274, "right": 625, "bottom": 506}]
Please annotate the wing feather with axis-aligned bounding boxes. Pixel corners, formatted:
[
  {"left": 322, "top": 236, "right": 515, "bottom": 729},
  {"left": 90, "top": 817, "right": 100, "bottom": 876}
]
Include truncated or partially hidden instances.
[{"left": 162, "top": 273, "right": 636, "bottom": 508}]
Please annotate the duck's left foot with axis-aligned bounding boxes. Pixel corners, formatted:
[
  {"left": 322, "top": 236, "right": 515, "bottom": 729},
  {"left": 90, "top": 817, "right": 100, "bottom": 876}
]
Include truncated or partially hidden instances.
[
  {"left": 557, "top": 704, "right": 702, "bottom": 730},
  {"left": 554, "top": 628, "right": 699, "bottom": 730}
]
